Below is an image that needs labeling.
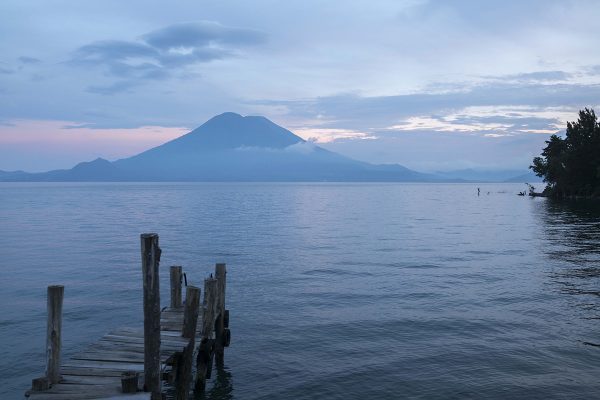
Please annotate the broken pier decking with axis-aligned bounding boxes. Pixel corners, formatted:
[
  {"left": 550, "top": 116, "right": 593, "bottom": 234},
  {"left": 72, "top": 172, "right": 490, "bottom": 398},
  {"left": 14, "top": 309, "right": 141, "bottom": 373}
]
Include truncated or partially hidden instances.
[{"left": 26, "top": 234, "right": 230, "bottom": 400}]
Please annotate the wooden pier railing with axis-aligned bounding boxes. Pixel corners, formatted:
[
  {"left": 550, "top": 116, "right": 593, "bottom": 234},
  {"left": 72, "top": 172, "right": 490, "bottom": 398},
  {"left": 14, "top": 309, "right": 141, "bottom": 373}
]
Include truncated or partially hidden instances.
[{"left": 25, "top": 233, "right": 230, "bottom": 400}]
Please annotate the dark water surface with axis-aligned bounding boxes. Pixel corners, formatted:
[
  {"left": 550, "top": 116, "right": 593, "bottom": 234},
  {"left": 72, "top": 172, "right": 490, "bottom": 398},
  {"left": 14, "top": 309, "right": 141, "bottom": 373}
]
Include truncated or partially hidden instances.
[{"left": 1, "top": 183, "right": 599, "bottom": 399}]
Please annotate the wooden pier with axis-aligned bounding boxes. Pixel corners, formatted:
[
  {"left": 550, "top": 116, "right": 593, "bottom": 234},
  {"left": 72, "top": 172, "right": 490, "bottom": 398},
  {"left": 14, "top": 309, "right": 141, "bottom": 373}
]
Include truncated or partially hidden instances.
[{"left": 25, "top": 233, "right": 231, "bottom": 400}]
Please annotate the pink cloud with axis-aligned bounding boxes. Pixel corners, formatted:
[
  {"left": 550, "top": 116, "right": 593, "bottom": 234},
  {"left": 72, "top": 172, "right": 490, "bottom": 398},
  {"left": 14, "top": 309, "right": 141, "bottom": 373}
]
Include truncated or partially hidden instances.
[{"left": 0, "top": 119, "right": 188, "bottom": 171}]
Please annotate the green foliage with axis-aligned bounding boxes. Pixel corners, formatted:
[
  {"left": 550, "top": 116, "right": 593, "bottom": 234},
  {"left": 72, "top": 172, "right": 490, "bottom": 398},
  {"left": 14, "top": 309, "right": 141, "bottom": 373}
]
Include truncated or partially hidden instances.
[{"left": 530, "top": 108, "right": 600, "bottom": 197}]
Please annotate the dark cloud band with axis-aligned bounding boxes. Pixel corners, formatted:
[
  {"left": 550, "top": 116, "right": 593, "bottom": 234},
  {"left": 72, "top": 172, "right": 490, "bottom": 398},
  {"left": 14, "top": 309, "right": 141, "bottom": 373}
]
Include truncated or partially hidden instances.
[{"left": 69, "top": 21, "right": 267, "bottom": 93}]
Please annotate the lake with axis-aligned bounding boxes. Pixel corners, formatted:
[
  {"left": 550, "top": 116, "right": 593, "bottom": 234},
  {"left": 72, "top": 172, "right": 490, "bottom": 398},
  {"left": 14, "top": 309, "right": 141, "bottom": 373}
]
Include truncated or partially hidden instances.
[{"left": 1, "top": 182, "right": 599, "bottom": 399}]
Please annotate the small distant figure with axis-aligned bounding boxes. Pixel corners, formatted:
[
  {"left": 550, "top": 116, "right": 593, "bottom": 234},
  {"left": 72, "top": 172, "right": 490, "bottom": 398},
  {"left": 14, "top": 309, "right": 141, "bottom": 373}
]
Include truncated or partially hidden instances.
[{"left": 477, "top": 187, "right": 480, "bottom": 196}]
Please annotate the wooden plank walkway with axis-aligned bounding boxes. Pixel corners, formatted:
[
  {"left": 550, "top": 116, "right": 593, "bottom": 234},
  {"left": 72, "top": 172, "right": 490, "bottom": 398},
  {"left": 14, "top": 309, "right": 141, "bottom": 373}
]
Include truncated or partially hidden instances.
[
  {"left": 25, "top": 234, "right": 230, "bottom": 400},
  {"left": 26, "top": 308, "right": 195, "bottom": 399}
]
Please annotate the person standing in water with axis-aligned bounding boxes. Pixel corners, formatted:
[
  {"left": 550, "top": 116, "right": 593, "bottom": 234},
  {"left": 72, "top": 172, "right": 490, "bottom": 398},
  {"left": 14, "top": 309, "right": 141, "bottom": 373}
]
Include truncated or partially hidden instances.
[{"left": 477, "top": 187, "right": 480, "bottom": 196}]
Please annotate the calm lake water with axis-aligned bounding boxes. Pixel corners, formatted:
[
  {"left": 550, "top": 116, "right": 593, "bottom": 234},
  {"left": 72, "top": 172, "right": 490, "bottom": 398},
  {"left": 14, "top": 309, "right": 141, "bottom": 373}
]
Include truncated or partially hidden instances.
[{"left": 1, "top": 182, "right": 599, "bottom": 399}]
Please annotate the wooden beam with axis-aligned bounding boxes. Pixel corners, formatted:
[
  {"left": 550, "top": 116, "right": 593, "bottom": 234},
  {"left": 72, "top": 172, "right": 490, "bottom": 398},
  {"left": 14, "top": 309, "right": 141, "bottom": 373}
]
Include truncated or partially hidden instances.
[
  {"left": 214, "top": 263, "right": 226, "bottom": 363},
  {"left": 170, "top": 266, "right": 183, "bottom": 309},
  {"left": 31, "top": 376, "right": 49, "bottom": 391},
  {"left": 121, "top": 371, "right": 138, "bottom": 393},
  {"left": 175, "top": 286, "right": 200, "bottom": 400},
  {"left": 201, "top": 278, "right": 217, "bottom": 338},
  {"left": 182, "top": 286, "right": 200, "bottom": 340},
  {"left": 194, "top": 277, "right": 217, "bottom": 394},
  {"left": 46, "top": 285, "right": 64, "bottom": 384},
  {"left": 140, "top": 233, "right": 161, "bottom": 398}
]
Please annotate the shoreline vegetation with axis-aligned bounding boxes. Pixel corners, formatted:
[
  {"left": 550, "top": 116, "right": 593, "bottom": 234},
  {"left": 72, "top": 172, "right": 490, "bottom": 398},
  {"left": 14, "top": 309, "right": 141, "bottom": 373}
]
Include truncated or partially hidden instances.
[
  {"left": 518, "top": 183, "right": 547, "bottom": 198},
  {"left": 531, "top": 108, "right": 600, "bottom": 199}
]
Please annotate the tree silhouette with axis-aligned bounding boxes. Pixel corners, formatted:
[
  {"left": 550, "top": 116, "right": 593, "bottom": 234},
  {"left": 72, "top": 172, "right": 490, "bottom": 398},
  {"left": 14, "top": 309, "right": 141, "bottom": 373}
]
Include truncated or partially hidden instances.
[{"left": 531, "top": 108, "right": 600, "bottom": 197}]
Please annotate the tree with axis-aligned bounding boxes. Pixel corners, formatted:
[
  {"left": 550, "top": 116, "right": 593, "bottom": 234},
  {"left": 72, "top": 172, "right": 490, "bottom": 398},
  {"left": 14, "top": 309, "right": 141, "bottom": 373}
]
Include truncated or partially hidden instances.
[{"left": 530, "top": 108, "right": 600, "bottom": 197}]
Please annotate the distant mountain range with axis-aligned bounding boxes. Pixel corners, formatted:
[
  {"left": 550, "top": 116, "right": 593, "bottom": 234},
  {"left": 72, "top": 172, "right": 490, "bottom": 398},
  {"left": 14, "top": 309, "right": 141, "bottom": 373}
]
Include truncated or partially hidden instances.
[
  {"left": 0, "top": 112, "right": 539, "bottom": 182},
  {"left": 434, "top": 169, "right": 542, "bottom": 183}
]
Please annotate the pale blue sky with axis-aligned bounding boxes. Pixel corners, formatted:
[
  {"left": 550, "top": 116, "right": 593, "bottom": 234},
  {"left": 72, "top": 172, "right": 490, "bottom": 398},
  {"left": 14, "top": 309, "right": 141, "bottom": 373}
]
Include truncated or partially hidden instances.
[{"left": 1, "top": 0, "right": 600, "bottom": 172}]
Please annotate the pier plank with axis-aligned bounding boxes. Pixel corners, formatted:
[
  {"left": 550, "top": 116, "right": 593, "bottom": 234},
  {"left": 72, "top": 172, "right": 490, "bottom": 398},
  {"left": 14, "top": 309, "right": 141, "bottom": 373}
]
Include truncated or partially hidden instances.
[{"left": 26, "top": 306, "right": 201, "bottom": 399}]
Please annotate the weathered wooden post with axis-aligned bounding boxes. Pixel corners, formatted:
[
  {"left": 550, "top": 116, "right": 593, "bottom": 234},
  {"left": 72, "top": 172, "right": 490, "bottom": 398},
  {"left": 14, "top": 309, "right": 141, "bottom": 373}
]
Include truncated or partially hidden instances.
[
  {"left": 31, "top": 377, "right": 49, "bottom": 391},
  {"left": 175, "top": 285, "right": 200, "bottom": 400},
  {"left": 182, "top": 286, "right": 201, "bottom": 339},
  {"left": 170, "top": 266, "right": 183, "bottom": 308},
  {"left": 194, "top": 277, "right": 217, "bottom": 395},
  {"left": 201, "top": 277, "right": 217, "bottom": 345},
  {"left": 141, "top": 233, "right": 161, "bottom": 398},
  {"left": 121, "top": 371, "right": 139, "bottom": 393},
  {"left": 214, "top": 263, "right": 227, "bottom": 363},
  {"left": 46, "top": 285, "right": 64, "bottom": 385}
]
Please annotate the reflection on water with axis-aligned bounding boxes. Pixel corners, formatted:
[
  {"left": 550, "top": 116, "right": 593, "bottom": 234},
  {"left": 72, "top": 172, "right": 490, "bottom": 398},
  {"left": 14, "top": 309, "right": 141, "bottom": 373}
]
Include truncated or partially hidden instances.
[
  {"left": 534, "top": 198, "right": 600, "bottom": 340},
  {"left": 164, "top": 362, "right": 233, "bottom": 400},
  {"left": 204, "top": 362, "right": 234, "bottom": 400}
]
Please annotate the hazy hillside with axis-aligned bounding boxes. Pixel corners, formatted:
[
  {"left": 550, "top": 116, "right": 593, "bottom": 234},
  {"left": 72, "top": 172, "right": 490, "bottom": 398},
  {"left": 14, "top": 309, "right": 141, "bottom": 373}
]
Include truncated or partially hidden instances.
[{"left": 1, "top": 113, "right": 438, "bottom": 182}]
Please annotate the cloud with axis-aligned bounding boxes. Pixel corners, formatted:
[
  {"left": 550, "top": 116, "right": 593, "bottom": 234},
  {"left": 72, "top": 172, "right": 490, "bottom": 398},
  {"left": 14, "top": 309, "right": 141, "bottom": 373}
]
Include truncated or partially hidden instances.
[
  {"left": 0, "top": 56, "right": 44, "bottom": 77},
  {"left": 106, "top": 61, "right": 168, "bottom": 80},
  {"left": 587, "top": 65, "right": 600, "bottom": 75},
  {"left": 387, "top": 116, "right": 513, "bottom": 133},
  {"left": 159, "top": 47, "right": 231, "bottom": 67},
  {"left": 292, "top": 127, "right": 376, "bottom": 143},
  {"left": 69, "top": 21, "right": 266, "bottom": 93},
  {"left": 260, "top": 81, "right": 600, "bottom": 132},
  {"left": 319, "top": 126, "right": 552, "bottom": 172},
  {"left": 495, "top": 71, "right": 572, "bottom": 82},
  {"left": 73, "top": 40, "right": 158, "bottom": 64},
  {"left": 382, "top": 107, "right": 566, "bottom": 137},
  {"left": 0, "top": 61, "right": 14, "bottom": 74},
  {"left": 284, "top": 141, "right": 316, "bottom": 154},
  {"left": 18, "top": 56, "right": 42, "bottom": 64},
  {"left": 86, "top": 80, "right": 141, "bottom": 95},
  {"left": 142, "top": 21, "right": 266, "bottom": 50},
  {"left": 234, "top": 141, "right": 317, "bottom": 155},
  {"left": 247, "top": 78, "right": 594, "bottom": 170},
  {"left": 484, "top": 133, "right": 513, "bottom": 138}
]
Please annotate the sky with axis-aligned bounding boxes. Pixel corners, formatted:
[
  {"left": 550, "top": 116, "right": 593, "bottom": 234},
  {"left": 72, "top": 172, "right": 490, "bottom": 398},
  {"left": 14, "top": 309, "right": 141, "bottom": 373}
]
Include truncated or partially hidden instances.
[{"left": 1, "top": 0, "right": 600, "bottom": 172}]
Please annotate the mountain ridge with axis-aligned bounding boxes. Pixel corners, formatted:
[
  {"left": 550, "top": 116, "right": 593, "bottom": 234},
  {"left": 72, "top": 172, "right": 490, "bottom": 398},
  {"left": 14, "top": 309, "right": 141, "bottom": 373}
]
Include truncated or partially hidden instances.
[{"left": 0, "top": 113, "right": 531, "bottom": 182}]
